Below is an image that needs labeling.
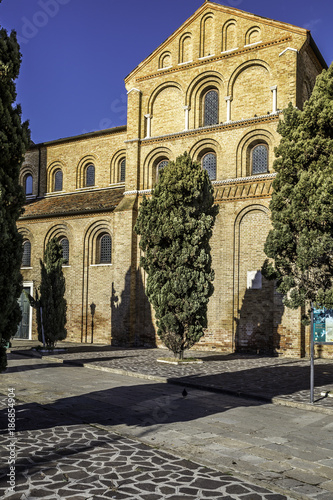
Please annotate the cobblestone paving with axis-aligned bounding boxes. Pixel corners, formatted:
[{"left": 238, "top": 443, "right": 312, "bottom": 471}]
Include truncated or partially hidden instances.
[
  {"left": 12, "top": 342, "right": 333, "bottom": 413},
  {"left": 0, "top": 398, "right": 290, "bottom": 500}
]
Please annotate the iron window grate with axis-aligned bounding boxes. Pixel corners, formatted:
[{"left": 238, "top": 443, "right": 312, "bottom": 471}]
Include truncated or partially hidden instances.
[
  {"left": 202, "top": 153, "right": 216, "bottom": 180},
  {"left": 252, "top": 145, "right": 268, "bottom": 174},
  {"left": 100, "top": 234, "right": 112, "bottom": 263},
  {"left": 204, "top": 90, "right": 219, "bottom": 126}
]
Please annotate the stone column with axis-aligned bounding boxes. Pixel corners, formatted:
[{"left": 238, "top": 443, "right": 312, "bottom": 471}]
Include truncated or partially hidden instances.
[
  {"left": 225, "top": 96, "right": 232, "bottom": 123},
  {"left": 145, "top": 114, "right": 152, "bottom": 138},
  {"left": 184, "top": 106, "right": 190, "bottom": 131}
]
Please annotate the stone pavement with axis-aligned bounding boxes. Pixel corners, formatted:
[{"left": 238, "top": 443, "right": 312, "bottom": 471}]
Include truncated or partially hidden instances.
[
  {"left": 10, "top": 340, "right": 333, "bottom": 414},
  {"left": 1, "top": 348, "right": 333, "bottom": 499},
  {"left": 0, "top": 395, "right": 290, "bottom": 500}
]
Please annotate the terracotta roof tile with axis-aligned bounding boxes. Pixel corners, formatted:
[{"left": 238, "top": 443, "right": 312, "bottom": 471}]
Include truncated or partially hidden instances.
[{"left": 20, "top": 188, "right": 125, "bottom": 219}]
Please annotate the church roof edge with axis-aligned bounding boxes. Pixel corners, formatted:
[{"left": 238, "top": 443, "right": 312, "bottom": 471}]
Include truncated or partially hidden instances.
[
  {"left": 124, "top": 1, "right": 313, "bottom": 83},
  {"left": 29, "top": 125, "right": 127, "bottom": 150}
]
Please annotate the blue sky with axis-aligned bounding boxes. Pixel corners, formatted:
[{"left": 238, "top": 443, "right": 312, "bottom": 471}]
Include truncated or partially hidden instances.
[{"left": 1, "top": 0, "right": 332, "bottom": 144}]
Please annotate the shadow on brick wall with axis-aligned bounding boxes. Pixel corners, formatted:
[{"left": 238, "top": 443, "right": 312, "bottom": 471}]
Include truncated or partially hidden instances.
[
  {"left": 235, "top": 278, "right": 284, "bottom": 355},
  {"left": 111, "top": 268, "right": 156, "bottom": 348}
]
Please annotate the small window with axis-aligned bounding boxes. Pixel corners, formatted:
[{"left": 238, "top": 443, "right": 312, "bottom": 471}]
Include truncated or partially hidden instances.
[
  {"left": 204, "top": 90, "right": 219, "bottom": 126},
  {"left": 120, "top": 159, "right": 126, "bottom": 183},
  {"left": 60, "top": 238, "right": 69, "bottom": 264},
  {"left": 22, "top": 240, "right": 31, "bottom": 267},
  {"left": 25, "top": 174, "right": 33, "bottom": 196},
  {"left": 86, "top": 164, "right": 95, "bottom": 187},
  {"left": 252, "top": 145, "right": 268, "bottom": 174},
  {"left": 100, "top": 234, "right": 112, "bottom": 264},
  {"left": 202, "top": 153, "right": 216, "bottom": 180},
  {"left": 54, "top": 170, "right": 63, "bottom": 191}
]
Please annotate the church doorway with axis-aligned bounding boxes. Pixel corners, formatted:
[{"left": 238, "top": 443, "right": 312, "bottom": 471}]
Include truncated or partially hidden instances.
[{"left": 15, "top": 283, "right": 33, "bottom": 339}]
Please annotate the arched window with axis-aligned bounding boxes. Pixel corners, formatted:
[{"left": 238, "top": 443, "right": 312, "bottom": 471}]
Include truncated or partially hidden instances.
[
  {"left": 60, "top": 238, "right": 69, "bottom": 264},
  {"left": 252, "top": 145, "right": 268, "bottom": 174},
  {"left": 99, "top": 234, "right": 112, "bottom": 264},
  {"left": 204, "top": 90, "right": 219, "bottom": 126},
  {"left": 22, "top": 240, "right": 31, "bottom": 267},
  {"left": 202, "top": 153, "right": 216, "bottom": 180},
  {"left": 25, "top": 174, "right": 33, "bottom": 196},
  {"left": 86, "top": 164, "right": 95, "bottom": 187},
  {"left": 120, "top": 159, "right": 126, "bottom": 183},
  {"left": 54, "top": 169, "right": 63, "bottom": 191},
  {"left": 156, "top": 159, "right": 169, "bottom": 180}
]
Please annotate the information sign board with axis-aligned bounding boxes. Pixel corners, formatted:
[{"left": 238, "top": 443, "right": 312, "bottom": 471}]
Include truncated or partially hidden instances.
[{"left": 313, "top": 308, "right": 333, "bottom": 343}]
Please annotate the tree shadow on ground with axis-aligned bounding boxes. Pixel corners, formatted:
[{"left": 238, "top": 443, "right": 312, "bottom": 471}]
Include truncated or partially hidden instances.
[
  {"left": 0, "top": 361, "right": 332, "bottom": 435},
  {"left": 168, "top": 362, "right": 333, "bottom": 401},
  {"left": 3, "top": 355, "right": 134, "bottom": 373},
  {"left": 0, "top": 379, "right": 264, "bottom": 436}
]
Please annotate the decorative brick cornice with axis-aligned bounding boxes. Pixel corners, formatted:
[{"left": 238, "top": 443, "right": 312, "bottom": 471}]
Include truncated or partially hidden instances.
[
  {"left": 214, "top": 174, "right": 275, "bottom": 203},
  {"left": 212, "top": 172, "right": 276, "bottom": 186},
  {"left": 135, "top": 36, "right": 292, "bottom": 83},
  {"left": 141, "top": 112, "right": 282, "bottom": 145},
  {"left": 124, "top": 189, "right": 151, "bottom": 196},
  {"left": 125, "top": 173, "right": 276, "bottom": 201}
]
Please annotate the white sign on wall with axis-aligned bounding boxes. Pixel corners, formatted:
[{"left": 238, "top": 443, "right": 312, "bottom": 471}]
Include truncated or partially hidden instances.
[{"left": 247, "top": 270, "right": 262, "bottom": 290}]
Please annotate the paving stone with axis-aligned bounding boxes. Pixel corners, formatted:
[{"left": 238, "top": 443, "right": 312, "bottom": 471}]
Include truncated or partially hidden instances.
[
  {"left": 140, "top": 495, "right": 164, "bottom": 500},
  {"left": 2, "top": 493, "right": 25, "bottom": 500},
  {"left": 159, "top": 486, "right": 177, "bottom": 495},
  {"left": 240, "top": 495, "right": 264, "bottom": 500},
  {"left": 190, "top": 477, "right": 227, "bottom": 490},
  {"left": 67, "top": 483, "right": 98, "bottom": 490},
  {"left": 201, "top": 491, "right": 225, "bottom": 497},
  {"left": 63, "top": 469, "right": 91, "bottom": 480},
  {"left": 45, "top": 481, "right": 71, "bottom": 490},
  {"left": 140, "top": 482, "right": 159, "bottom": 492},
  {"left": 120, "top": 486, "right": 146, "bottom": 495},
  {"left": 101, "top": 491, "right": 129, "bottom": 499},
  {"left": 60, "top": 497, "right": 87, "bottom": 500},
  {"left": 179, "top": 486, "right": 201, "bottom": 495},
  {"left": 151, "top": 471, "right": 172, "bottom": 478},
  {"left": 165, "top": 497, "right": 197, "bottom": 500},
  {"left": 284, "top": 469, "right": 323, "bottom": 485},
  {"left": 29, "top": 488, "right": 54, "bottom": 497},
  {"left": 130, "top": 473, "right": 153, "bottom": 482},
  {"left": 225, "top": 484, "right": 251, "bottom": 494},
  {"left": 264, "top": 495, "right": 290, "bottom": 500},
  {"left": 291, "top": 483, "right": 326, "bottom": 495}
]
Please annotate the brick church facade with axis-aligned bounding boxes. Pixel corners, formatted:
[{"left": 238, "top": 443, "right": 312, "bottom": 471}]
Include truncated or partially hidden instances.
[{"left": 17, "top": 1, "right": 330, "bottom": 357}]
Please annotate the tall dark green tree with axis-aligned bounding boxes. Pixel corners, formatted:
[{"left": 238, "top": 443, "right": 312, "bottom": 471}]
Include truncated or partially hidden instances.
[
  {"left": 135, "top": 152, "right": 218, "bottom": 358},
  {"left": 0, "top": 20, "right": 30, "bottom": 371},
  {"left": 263, "top": 63, "right": 333, "bottom": 319},
  {"left": 31, "top": 238, "right": 67, "bottom": 348}
]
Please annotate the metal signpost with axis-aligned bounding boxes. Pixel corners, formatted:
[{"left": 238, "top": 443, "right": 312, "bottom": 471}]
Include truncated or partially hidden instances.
[
  {"left": 310, "top": 307, "right": 333, "bottom": 404},
  {"left": 310, "top": 307, "right": 314, "bottom": 404}
]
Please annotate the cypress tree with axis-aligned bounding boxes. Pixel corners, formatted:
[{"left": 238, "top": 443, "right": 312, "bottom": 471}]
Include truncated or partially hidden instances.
[
  {"left": 135, "top": 152, "right": 218, "bottom": 358},
  {"left": 0, "top": 20, "right": 30, "bottom": 371},
  {"left": 263, "top": 63, "right": 333, "bottom": 319},
  {"left": 38, "top": 238, "right": 67, "bottom": 347}
]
